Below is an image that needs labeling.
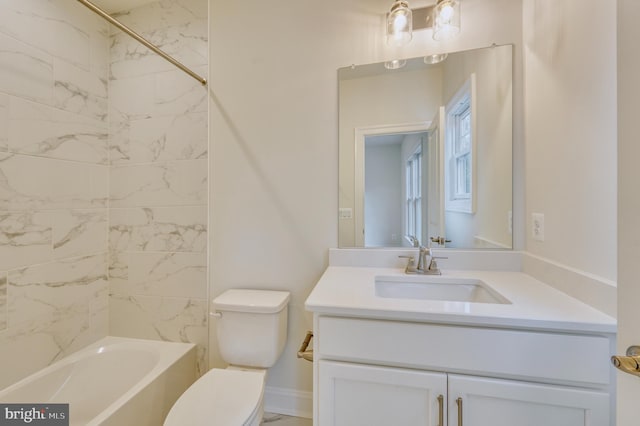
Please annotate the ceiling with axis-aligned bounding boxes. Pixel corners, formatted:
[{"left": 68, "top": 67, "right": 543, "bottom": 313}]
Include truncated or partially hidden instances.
[{"left": 90, "top": 0, "right": 156, "bottom": 13}]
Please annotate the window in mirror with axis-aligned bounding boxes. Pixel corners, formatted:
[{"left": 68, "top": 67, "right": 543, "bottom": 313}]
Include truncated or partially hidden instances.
[{"left": 445, "top": 73, "right": 476, "bottom": 214}]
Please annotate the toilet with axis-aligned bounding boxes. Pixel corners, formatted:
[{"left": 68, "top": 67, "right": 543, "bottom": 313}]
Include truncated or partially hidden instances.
[{"left": 164, "top": 289, "right": 290, "bottom": 426}]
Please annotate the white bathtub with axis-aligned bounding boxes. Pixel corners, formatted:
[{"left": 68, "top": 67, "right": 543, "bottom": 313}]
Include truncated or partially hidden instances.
[{"left": 0, "top": 336, "right": 196, "bottom": 426}]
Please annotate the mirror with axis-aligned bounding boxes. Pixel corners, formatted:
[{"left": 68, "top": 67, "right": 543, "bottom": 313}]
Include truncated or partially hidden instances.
[{"left": 338, "top": 44, "right": 513, "bottom": 249}]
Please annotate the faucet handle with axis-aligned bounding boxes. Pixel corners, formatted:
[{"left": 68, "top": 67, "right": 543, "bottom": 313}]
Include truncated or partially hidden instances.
[
  {"left": 398, "top": 255, "right": 417, "bottom": 273},
  {"left": 427, "top": 259, "right": 443, "bottom": 274}
]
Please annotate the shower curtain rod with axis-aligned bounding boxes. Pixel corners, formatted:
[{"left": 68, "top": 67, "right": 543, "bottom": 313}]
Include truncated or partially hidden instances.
[{"left": 76, "top": 0, "right": 207, "bottom": 86}]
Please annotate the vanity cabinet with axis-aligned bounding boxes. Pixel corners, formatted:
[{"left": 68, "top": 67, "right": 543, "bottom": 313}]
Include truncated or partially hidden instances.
[
  {"left": 447, "top": 374, "right": 609, "bottom": 426},
  {"left": 319, "top": 361, "right": 447, "bottom": 426},
  {"left": 314, "top": 316, "right": 613, "bottom": 426}
]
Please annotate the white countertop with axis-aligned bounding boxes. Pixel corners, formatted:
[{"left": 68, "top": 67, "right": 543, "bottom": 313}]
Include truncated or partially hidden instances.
[{"left": 305, "top": 266, "right": 617, "bottom": 334}]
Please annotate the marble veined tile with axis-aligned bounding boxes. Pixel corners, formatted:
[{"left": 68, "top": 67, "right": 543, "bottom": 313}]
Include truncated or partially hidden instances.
[
  {"left": 111, "top": 111, "right": 207, "bottom": 164},
  {"left": 0, "top": 318, "right": 88, "bottom": 389},
  {"left": 8, "top": 252, "right": 108, "bottom": 327},
  {"left": 0, "top": 273, "right": 7, "bottom": 331},
  {"left": 0, "top": 209, "right": 107, "bottom": 271},
  {"left": 0, "top": 305, "right": 104, "bottom": 389},
  {"left": 89, "top": 281, "right": 109, "bottom": 340},
  {"left": 0, "top": 153, "right": 108, "bottom": 210},
  {"left": 109, "top": 206, "right": 207, "bottom": 253},
  {"left": 0, "top": 33, "right": 53, "bottom": 105},
  {"left": 112, "top": 0, "right": 208, "bottom": 34},
  {"left": 89, "top": 16, "right": 110, "bottom": 82},
  {"left": 54, "top": 58, "right": 108, "bottom": 122},
  {"left": 154, "top": 66, "right": 208, "bottom": 116},
  {"left": 51, "top": 209, "right": 108, "bottom": 260},
  {"left": 0, "top": 94, "right": 8, "bottom": 152},
  {"left": 110, "top": 21, "right": 207, "bottom": 80},
  {"left": 109, "top": 294, "right": 208, "bottom": 375},
  {"left": 8, "top": 97, "right": 108, "bottom": 164},
  {"left": 109, "top": 251, "right": 207, "bottom": 299},
  {"left": 109, "top": 68, "right": 207, "bottom": 124},
  {"left": 0, "top": 211, "right": 52, "bottom": 271},
  {"left": 108, "top": 75, "right": 155, "bottom": 121},
  {"left": 109, "top": 159, "right": 207, "bottom": 207},
  {"left": 0, "top": 0, "right": 91, "bottom": 70}
]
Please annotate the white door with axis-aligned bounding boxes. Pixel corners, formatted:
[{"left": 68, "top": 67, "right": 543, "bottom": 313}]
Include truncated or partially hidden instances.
[
  {"left": 617, "top": 0, "right": 640, "bottom": 423},
  {"left": 318, "top": 360, "right": 446, "bottom": 426},
  {"left": 426, "top": 107, "right": 445, "bottom": 247},
  {"left": 449, "top": 374, "right": 609, "bottom": 426}
]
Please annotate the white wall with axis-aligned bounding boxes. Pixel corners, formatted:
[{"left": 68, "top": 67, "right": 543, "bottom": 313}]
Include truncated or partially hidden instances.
[
  {"left": 616, "top": 0, "right": 639, "bottom": 422},
  {"left": 522, "top": 0, "right": 617, "bottom": 288},
  {"left": 209, "top": 0, "right": 523, "bottom": 414}
]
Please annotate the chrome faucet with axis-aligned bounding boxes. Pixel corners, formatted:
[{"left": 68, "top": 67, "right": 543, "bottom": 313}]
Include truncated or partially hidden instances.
[{"left": 400, "top": 246, "right": 445, "bottom": 275}]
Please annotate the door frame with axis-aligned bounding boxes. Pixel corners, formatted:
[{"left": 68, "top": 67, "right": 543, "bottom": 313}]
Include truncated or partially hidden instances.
[{"left": 354, "top": 122, "right": 430, "bottom": 246}]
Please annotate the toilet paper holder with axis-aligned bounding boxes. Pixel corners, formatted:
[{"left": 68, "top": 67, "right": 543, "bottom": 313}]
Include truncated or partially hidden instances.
[{"left": 297, "top": 331, "right": 314, "bottom": 362}]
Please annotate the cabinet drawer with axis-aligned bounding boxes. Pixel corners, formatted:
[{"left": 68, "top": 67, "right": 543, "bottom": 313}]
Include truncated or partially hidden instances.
[{"left": 317, "top": 317, "right": 611, "bottom": 386}]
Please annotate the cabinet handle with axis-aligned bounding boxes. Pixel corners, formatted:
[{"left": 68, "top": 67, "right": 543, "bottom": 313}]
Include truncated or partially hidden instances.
[
  {"left": 437, "top": 394, "right": 444, "bottom": 426},
  {"left": 456, "top": 397, "right": 463, "bottom": 426}
]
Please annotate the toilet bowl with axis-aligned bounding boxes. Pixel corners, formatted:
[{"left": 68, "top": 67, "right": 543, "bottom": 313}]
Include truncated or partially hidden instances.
[{"left": 164, "top": 289, "right": 290, "bottom": 426}]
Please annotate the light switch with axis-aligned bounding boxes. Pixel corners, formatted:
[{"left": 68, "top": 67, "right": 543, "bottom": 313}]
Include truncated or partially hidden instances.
[{"left": 339, "top": 208, "right": 353, "bottom": 219}]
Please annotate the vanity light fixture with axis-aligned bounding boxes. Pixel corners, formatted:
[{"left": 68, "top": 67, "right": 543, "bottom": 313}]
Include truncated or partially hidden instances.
[
  {"left": 387, "top": 1, "right": 413, "bottom": 47},
  {"left": 424, "top": 53, "right": 448, "bottom": 64},
  {"left": 432, "top": 0, "right": 461, "bottom": 41},
  {"left": 384, "top": 59, "right": 407, "bottom": 69},
  {"left": 386, "top": 0, "right": 461, "bottom": 44}
]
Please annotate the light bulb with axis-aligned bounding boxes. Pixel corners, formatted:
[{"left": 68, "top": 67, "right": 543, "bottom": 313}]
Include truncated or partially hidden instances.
[
  {"left": 432, "top": 0, "right": 460, "bottom": 41},
  {"left": 438, "top": 3, "right": 454, "bottom": 21},
  {"left": 387, "top": 1, "right": 412, "bottom": 47},
  {"left": 394, "top": 14, "right": 408, "bottom": 31}
]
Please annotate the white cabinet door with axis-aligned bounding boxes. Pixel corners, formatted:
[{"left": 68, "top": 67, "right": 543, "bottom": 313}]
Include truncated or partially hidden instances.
[
  {"left": 318, "top": 360, "right": 447, "bottom": 426},
  {"left": 448, "top": 374, "right": 610, "bottom": 426}
]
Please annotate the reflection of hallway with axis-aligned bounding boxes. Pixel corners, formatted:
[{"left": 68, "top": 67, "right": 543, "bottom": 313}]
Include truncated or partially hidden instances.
[{"left": 364, "top": 132, "right": 428, "bottom": 247}]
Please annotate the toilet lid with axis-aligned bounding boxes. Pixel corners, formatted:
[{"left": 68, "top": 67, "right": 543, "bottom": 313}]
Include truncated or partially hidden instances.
[{"left": 164, "top": 369, "right": 264, "bottom": 426}]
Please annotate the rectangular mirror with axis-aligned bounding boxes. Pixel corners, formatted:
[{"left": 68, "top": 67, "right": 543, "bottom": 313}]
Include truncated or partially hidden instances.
[{"left": 338, "top": 44, "right": 513, "bottom": 249}]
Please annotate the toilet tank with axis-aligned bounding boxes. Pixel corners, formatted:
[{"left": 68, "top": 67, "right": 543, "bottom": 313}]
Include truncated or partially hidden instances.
[{"left": 212, "top": 289, "right": 290, "bottom": 368}]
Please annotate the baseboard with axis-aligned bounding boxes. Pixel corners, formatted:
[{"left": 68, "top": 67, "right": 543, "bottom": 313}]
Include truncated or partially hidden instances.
[
  {"left": 522, "top": 252, "right": 616, "bottom": 317},
  {"left": 264, "top": 386, "right": 313, "bottom": 419}
]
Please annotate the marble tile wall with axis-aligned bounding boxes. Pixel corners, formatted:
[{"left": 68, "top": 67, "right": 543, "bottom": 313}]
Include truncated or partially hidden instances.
[
  {"left": 0, "top": 1, "right": 110, "bottom": 389},
  {"left": 107, "top": 0, "right": 209, "bottom": 375}
]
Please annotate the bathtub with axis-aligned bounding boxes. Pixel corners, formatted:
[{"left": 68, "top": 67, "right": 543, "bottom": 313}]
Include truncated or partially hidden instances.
[{"left": 0, "top": 336, "right": 196, "bottom": 426}]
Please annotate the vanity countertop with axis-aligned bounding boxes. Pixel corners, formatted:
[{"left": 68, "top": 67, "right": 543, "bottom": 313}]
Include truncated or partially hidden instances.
[{"left": 305, "top": 267, "right": 616, "bottom": 334}]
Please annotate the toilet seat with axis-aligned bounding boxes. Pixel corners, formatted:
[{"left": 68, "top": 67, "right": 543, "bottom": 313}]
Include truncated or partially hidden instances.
[{"left": 164, "top": 368, "right": 265, "bottom": 426}]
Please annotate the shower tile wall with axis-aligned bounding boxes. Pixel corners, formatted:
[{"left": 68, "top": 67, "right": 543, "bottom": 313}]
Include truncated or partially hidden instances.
[
  {"left": 107, "top": 0, "right": 209, "bottom": 375},
  {"left": 0, "top": 1, "right": 110, "bottom": 388}
]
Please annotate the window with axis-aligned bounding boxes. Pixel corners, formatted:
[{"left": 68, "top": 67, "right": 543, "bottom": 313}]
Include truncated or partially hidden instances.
[
  {"left": 405, "top": 146, "right": 422, "bottom": 241},
  {"left": 445, "top": 74, "right": 475, "bottom": 213}
]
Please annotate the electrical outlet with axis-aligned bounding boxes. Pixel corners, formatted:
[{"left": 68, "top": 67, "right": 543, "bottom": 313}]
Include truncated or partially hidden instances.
[{"left": 532, "top": 213, "right": 545, "bottom": 241}]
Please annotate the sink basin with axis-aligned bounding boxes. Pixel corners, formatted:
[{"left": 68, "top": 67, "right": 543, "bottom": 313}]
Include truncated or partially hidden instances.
[{"left": 375, "top": 276, "right": 511, "bottom": 304}]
